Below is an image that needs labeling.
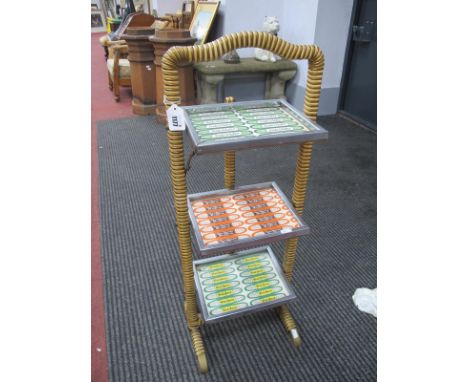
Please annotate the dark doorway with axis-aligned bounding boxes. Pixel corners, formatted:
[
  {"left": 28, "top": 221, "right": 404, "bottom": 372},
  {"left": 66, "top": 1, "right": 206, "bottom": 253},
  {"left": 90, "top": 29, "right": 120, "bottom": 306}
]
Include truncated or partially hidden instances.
[{"left": 339, "top": 0, "right": 377, "bottom": 130}]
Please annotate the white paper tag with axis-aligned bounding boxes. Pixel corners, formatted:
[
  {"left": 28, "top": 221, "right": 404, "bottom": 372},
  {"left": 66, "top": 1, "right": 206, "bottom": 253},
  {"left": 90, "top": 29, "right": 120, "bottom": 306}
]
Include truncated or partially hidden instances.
[{"left": 166, "top": 104, "right": 185, "bottom": 131}]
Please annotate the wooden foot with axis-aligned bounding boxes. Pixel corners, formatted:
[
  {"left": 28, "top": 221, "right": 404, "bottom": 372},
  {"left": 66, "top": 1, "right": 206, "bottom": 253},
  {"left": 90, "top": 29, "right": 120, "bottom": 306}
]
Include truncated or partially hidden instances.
[
  {"left": 196, "top": 351, "right": 208, "bottom": 374},
  {"left": 113, "top": 69, "right": 120, "bottom": 102},
  {"left": 289, "top": 328, "right": 302, "bottom": 347},
  {"left": 107, "top": 72, "right": 113, "bottom": 90},
  {"left": 277, "top": 305, "right": 302, "bottom": 347},
  {"left": 113, "top": 84, "right": 120, "bottom": 102},
  {"left": 189, "top": 327, "right": 208, "bottom": 373}
]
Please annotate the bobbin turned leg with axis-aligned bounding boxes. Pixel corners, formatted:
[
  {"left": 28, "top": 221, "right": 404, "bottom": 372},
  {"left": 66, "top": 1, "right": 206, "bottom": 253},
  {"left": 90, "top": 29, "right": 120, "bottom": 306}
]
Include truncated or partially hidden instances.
[
  {"left": 224, "top": 151, "right": 236, "bottom": 189},
  {"left": 224, "top": 97, "right": 236, "bottom": 190},
  {"left": 278, "top": 141, "right": 314, "bottom": 346},
  {"left": 167, "top": 130, "right": 208, "bottom": 373}
]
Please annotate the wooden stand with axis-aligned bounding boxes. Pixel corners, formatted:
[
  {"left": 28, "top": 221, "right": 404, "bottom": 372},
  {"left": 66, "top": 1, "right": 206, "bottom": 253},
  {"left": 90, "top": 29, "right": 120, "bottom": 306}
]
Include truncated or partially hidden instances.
[
  {"left": 162, "top": 32, "right": 325, "bottom": 374},
  {"left": 149, "top": 29, "right": 196, "bottom": 124},
  {"left": 122, "top": 27, "right": 157, "bottom": 115}
]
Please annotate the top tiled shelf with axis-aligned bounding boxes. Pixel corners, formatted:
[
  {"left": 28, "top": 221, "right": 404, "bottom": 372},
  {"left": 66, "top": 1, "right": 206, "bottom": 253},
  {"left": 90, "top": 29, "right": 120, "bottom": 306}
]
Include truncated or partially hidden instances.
[{"left": 181, "top": 99, "right": 328, "bottom": 154}]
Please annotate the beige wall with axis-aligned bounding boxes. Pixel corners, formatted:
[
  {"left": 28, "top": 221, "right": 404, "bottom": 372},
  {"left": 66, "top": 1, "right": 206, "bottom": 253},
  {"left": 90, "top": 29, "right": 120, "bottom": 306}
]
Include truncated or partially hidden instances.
[{"left": 153, "top": 0, "right": 185, "bottom": 16}]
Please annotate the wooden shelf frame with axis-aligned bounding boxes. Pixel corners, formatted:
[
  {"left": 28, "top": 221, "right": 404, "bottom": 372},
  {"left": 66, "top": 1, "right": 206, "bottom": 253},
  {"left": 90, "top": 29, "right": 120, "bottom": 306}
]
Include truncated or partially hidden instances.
[{"left": 162, "top": 31, "right": 325, "bottom": 374}]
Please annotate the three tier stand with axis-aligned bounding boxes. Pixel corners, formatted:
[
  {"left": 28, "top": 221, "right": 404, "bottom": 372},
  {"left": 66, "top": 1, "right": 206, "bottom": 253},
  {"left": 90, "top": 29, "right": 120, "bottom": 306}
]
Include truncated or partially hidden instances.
[{"left": 162, "top": 31, "right": 328, "bottom": 374}]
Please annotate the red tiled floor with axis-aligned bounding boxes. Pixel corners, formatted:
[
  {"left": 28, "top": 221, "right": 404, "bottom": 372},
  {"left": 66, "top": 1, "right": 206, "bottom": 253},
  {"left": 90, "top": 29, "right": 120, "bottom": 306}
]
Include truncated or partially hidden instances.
[
  {"left": 91, "top": 32, "right": 134, "bottom": 382},
  {"left": 91, "top": 33, "right": 134, "bottom": 124}
]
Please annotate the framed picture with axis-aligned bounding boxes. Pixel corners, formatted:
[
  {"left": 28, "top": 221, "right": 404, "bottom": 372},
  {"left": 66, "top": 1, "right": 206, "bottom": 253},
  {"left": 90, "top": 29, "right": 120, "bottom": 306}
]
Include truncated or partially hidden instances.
[
  {"left": 190, "top": 1, "right": 220, "bottom": 45},
  {"left": 182, "top": 1, "right": 194, "bottom": 13},
  {"left": 91, "top": 10, "right": 107, "bottom": 32}
]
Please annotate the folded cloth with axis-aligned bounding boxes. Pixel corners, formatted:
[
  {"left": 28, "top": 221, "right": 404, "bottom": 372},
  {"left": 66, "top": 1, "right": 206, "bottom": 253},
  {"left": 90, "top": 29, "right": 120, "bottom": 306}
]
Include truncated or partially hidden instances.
[{"left": 352, "top": 287, "right": 377, "bottom": 317}]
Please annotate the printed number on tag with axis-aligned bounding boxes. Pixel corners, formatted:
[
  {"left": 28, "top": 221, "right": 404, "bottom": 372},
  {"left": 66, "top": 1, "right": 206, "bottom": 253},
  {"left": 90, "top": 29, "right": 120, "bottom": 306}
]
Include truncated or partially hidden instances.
[{"left": 167, "top": 105, "right": 185, "bottom": 131}]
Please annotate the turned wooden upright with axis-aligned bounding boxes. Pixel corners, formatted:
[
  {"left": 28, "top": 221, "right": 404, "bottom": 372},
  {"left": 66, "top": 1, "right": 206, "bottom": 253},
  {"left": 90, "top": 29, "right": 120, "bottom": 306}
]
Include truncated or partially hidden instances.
[
  {"left": 149, "top": 29, "right": 196, "bottom": 124},
  {"left": 122, "top": 26, "right": 157, "bottom": 115}
]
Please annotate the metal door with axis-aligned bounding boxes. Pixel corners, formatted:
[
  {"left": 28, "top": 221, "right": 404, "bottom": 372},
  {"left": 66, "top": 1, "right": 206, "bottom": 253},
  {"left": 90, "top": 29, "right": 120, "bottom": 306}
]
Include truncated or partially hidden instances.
[{"left": 339, "top": 0, "right": 377, "bottom": 130}]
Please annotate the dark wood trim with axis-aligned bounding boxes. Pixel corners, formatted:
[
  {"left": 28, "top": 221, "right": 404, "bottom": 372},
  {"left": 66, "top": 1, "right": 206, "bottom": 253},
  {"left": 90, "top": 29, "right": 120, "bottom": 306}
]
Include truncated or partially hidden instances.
[{"left": 337, "top": 0, "right": 361, "bottom": 111}]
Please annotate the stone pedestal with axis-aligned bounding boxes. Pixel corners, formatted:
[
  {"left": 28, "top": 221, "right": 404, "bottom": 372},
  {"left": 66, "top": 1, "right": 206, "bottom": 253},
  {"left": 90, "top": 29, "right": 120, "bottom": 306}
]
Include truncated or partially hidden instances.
[
  {"left": 194, "top": 58, "right": 297, "bottom": 104},
  {"left": 122, "top": 27, "right": 157, "bottom": 115},
  {"left": 149, "top": 29, "right": 196, "bottom": 124}
]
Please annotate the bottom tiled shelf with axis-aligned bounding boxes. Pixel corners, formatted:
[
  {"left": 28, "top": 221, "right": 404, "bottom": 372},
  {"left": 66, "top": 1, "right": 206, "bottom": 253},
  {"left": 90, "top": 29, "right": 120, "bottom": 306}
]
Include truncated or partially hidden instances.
[{"left": 193, "top": 246, "right": 296, "bottom": 323}]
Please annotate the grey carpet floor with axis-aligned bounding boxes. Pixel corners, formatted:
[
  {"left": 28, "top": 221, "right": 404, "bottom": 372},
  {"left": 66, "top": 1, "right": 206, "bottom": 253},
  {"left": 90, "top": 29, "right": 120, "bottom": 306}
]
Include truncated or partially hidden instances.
[{"left": 97, "top": 115, "right": 377, "bottom": 382}]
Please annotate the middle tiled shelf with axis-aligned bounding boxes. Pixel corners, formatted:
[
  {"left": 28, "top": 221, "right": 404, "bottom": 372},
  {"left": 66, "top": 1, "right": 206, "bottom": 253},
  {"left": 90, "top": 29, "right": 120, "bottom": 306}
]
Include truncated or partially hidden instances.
[{"left": 187, "top": 181, "right": 310, "bottom": 256}]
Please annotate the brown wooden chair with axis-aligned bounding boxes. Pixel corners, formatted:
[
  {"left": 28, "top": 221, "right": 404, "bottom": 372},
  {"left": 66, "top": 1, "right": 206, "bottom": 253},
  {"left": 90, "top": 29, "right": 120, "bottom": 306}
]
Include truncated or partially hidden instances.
[
  {"left": 106, "top": 41, "right": 131, "bottom": 101},
  {"left": 99, "top": 12, "right": 156, "bottom": 60}
]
